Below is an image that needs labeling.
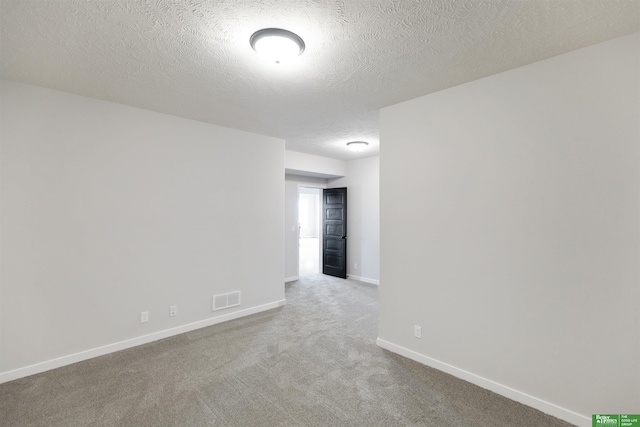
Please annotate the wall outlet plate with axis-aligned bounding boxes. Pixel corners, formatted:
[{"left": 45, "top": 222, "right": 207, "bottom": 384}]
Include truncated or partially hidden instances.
[
  {"left": 170, "top": 306, "right": 177, "bottom": 317},
  {"left": 141, "top": 311, "right": 149, "bottom": 323},
  {"left": 414, "top": 325, "right": 422, "bottom": 338}
]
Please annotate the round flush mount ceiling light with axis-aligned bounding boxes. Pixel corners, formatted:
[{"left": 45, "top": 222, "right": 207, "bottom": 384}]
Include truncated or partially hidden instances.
[
  {"left": 346, "top": 141, "right": 369, "bottom": 152},
  {"left": 250, "top": 28, "right": 305, "bottom": 64}
]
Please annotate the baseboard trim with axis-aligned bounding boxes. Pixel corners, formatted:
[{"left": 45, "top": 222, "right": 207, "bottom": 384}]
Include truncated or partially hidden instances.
[
  {"left": 376, "top": 338, "right": 589, "bottom": 427},
  {"left": 347, "top": 274, "right": 380, "bottom": 285},
  {"left": 284, "top": 276, "right": 299, "bottom": 283},
  {"left": 0, "top": 299, "right": 287, "bottom": 384}
]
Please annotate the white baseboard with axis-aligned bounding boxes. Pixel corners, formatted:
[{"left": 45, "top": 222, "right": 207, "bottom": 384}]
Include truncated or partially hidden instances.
[
  {"left": 0, "top": 299, "right": 286, "bottom": 385},
  {"left": 347, "top": 274, "right": 380, "bottom": 285},
  {"left": 284, "top": 276, "right": 299, "bottom": 283},
  {"left": 376, "top": 338, "right": 589, "bottom": 427}
]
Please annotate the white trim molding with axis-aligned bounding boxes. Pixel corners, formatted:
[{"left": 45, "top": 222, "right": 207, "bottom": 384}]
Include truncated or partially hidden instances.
[
  {"left": 347, "top": 274, "right": 380, "bottom": 285},
  {"left": 0, "top": 299, "right": 286, "bottom": 384},
  {"left": 376, "top": 338, "right": 589, "bottom": 427},
  {"left": 284, "top": 276, "right": 299, "bottom": 283}
]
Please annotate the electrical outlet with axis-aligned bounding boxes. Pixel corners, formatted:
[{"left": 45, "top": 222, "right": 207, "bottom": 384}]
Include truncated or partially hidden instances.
[
  {"left": 354, "top": 263, "right": 358, "bottom": 270},
  {"left": 414, "top": 325, "right": 422, "bottom": 339},
  {"left": 170, "top": 306, "right": 177, "bottom": 317},
  {"left": 141, "top": 311, "right": 149, "bottom": 323}
]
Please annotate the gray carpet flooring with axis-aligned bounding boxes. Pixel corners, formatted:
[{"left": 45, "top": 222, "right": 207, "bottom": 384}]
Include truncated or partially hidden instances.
[{"left": 0, "top": 275, "right": 572, "bottom": 426}]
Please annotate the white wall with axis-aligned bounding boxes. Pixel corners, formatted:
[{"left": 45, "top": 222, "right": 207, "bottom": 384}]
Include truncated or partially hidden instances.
[
  {"left": 378, "top": 33, "right": 639, "bottom": 426},
  {"left": 329, "top": 157, "right": 380, "bottom": 284},
  {"left": 284, "top": 174, "right": 327, "bottom": 281},
  {"left": 0, "top": 89, "right": 2, "bottom": 374},
  {"left": 285, "top": 150, "right": 347, "bottom": 178},
  {"left": 0, "top": 80, "right": 285, "bottom": 380}
]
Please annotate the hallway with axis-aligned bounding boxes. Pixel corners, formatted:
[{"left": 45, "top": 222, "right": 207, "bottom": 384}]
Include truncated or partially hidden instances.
[{"left": 299, "top": 237, "right": 319, "bottom": 276}]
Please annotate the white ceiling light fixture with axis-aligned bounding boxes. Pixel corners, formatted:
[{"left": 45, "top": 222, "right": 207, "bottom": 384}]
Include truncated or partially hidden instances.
[
  {"left": 346, "top": 141, "right": 369, "bottom": 152},
  {"left": 250, "top": 28, "right": 305, "bottom": 64}
]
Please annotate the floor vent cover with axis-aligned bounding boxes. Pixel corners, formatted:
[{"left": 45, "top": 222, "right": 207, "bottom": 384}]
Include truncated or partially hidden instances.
[{"left": 212, "top": 291, "right": 241, "bottom": 312}]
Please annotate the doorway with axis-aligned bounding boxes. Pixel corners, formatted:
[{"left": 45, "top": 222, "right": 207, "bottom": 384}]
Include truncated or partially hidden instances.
[{"left": 298, "top": 187, "right": 322, "bottom": 276}]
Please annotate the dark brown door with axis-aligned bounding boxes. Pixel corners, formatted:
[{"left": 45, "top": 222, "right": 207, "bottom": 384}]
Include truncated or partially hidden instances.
[{"left": 322, "top": 188, "right": 347, "bottom": 278}]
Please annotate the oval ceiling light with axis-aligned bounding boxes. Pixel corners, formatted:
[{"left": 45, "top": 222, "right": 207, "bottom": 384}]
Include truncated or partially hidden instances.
[
  {"left": 250, "top": 28, "right": 305, "bottom": 64},
  {"left": 346, "top": 141, "right": 369, "bottom": 152}
]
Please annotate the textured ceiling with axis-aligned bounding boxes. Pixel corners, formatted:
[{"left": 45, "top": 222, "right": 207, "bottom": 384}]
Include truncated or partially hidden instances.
[{"left": 1, "top": 0, "right": 638, "bottom": 160}]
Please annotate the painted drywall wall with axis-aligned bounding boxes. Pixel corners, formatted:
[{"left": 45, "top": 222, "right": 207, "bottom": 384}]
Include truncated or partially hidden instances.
[
  {"left": 0, "top": 89, "right": 2, "bottom": 375},
  {"left": 284, "top": 174, "right": 327, "bottom": 281},
  {"left": 379, "top": 33, "right": 639, "bottom": 425},
  {"left": 0, "top": 80, "right": 285, "bottom": 378},
  {"left": 329, "top": 157, "right": 380, "bottom": 284},
  {"left": 285, "top": 150, "right": 347, "bottom": 178}
]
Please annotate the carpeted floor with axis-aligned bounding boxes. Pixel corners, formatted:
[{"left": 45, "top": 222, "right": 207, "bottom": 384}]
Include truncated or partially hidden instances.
[{"left": 0, "top": 274, "right": 572, "bottom": 426}]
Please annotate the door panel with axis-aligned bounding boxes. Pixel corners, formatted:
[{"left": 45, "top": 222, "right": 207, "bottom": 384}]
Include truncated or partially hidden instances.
[
  {"left": 322, "top": 187, "right": 347, "bottom": 278},
  {"left": 325, "top": 223, "right": 344, "bottom": 236},
  {"left": 326, "top": 208, "right": 343, "bottom": 220}
]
